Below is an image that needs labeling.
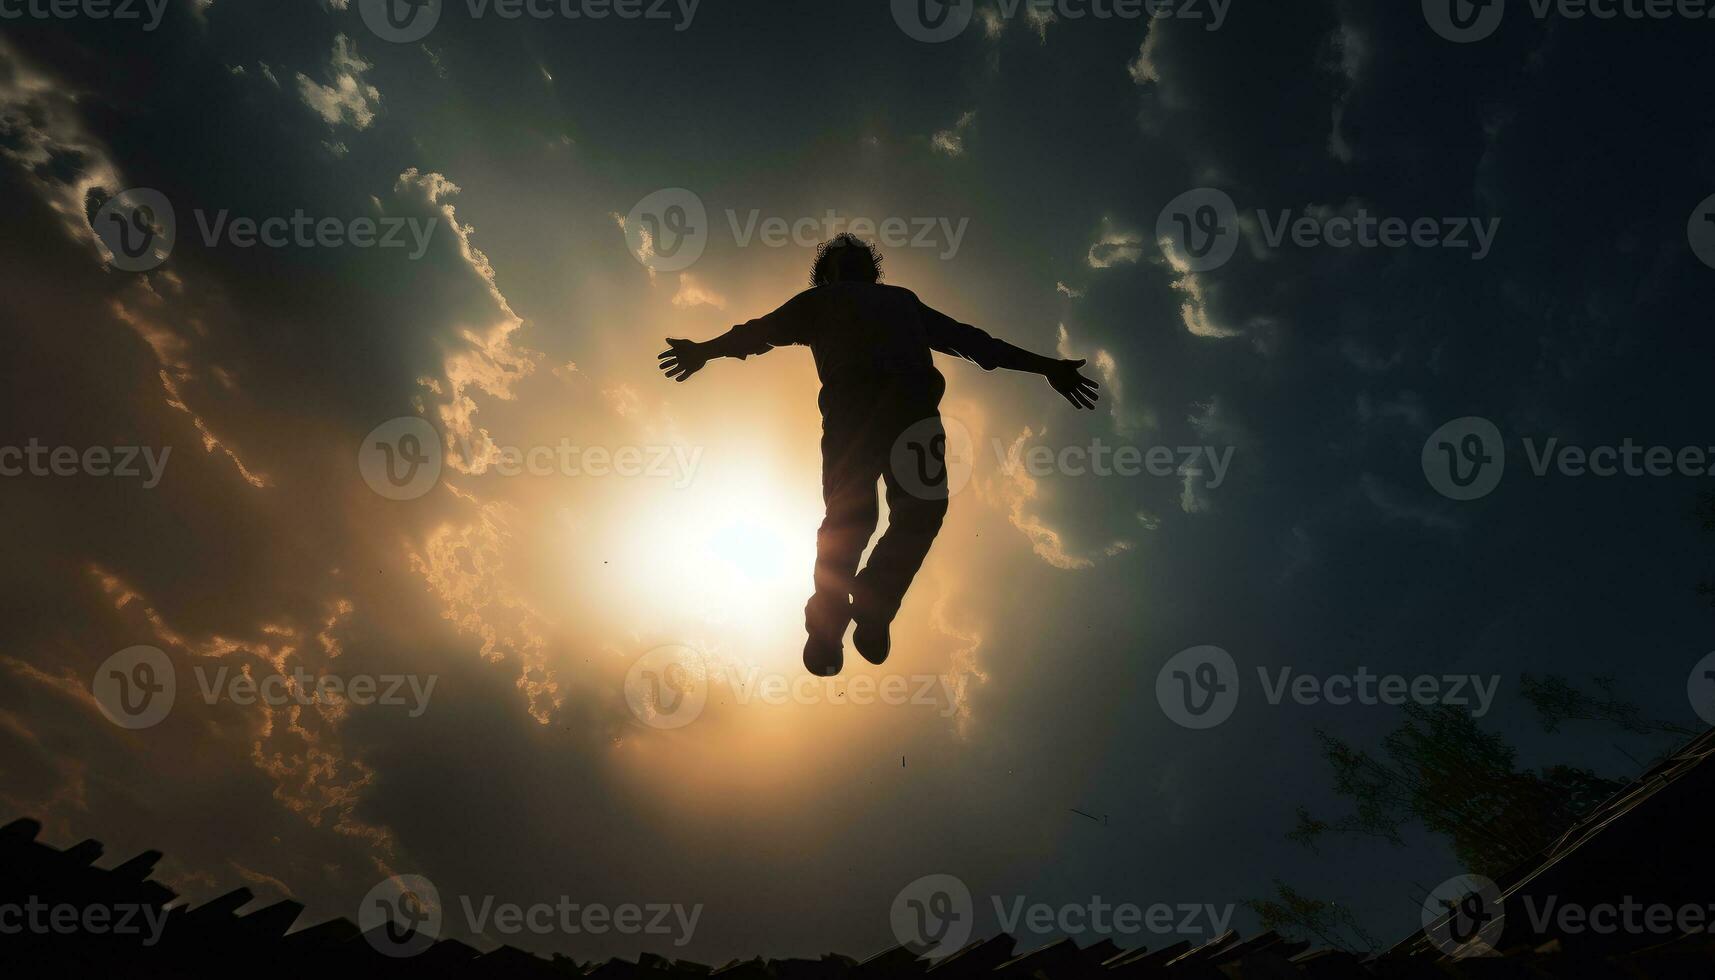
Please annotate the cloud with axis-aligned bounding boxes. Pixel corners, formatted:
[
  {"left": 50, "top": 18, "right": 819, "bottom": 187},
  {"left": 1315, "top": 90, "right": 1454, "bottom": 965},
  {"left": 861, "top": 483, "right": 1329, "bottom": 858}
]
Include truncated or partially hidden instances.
[
  {"left": 671, "top": 272, "right": 727, "bottom": 310},
  {"left": 931, "top": 111, "right": 977, "bottom": 157},
  {"left": 1057, "top": 323, "right": 1147, "bottom": 435},
  {"left": 1168, "top": 267, "right": 1238, "bottom": 339},
  {"left": 988, "top": 427, "right": 1095, "bottom": 570},
  {"left": 1358, "top": 473, "right": 1459, "bottom": 530},
  {"left": 296, "top": 35, "right": 382, "bottom": 130},
  {"left": 928, "top": 580, "right": 987, "bottom": 737},
  {"left": 1128, "top": 26, "right": 1163, "bottom": 86},
  {"left": 1086, "top": 219, "right": 1145, "bottom": 268},
  {"left": 1355, "top": 390, "right": 1426, "bottom": 428},
  {"left": 398, "top": 168, "right": 543, "bottom": 475},
  {"left": 87, "top": 567, "right": 404, "bottom": 870},
  {"left": 111, "top": 286, "right": 271, "bottom": 488},
  {"left": 1023, "top": 3, "right": 1056, "bottom": 41},
  {"left": 410, "top": 500, "right": 564, "bottom": 724},
  {"left": 0, "top": 40, "right": 124, "bottom": 255},
  {"left": 1325, "top": 19, "right": 1369, "bottom": 163}
]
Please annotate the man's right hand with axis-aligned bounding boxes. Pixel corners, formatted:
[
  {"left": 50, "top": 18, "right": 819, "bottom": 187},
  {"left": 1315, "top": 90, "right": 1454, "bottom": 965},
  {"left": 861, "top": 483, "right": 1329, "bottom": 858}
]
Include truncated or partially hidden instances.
[
  {"left": 657, "top": 338, "right": 709, "bottom": 382},
  {"left": 1045, "top": 358, "right": 1100, "bottom": 410}
]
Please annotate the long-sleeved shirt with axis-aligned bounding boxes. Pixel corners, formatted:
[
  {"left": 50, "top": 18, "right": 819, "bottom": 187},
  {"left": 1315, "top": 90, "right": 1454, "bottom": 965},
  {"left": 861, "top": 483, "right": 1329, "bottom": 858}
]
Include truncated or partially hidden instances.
[{"left": 709, "top": 282, "right": 1006, "bottom": 415}]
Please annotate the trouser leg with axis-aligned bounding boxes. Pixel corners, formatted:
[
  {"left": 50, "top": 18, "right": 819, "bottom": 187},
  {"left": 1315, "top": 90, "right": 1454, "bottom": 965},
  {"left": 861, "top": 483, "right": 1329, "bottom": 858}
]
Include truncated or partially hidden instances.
[
  {"left": 807, "top": 424, "right": 881, "bottom": 638},
  {"left": 853, "top": 414, "right": 949, "bottom": 621}
]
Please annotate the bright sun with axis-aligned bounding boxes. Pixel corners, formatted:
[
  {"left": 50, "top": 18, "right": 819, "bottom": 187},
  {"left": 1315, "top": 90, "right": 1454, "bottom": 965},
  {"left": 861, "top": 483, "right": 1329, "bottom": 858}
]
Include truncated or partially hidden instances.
[{"left": 619, "top": 467, "right": 823, "bottom": 657}]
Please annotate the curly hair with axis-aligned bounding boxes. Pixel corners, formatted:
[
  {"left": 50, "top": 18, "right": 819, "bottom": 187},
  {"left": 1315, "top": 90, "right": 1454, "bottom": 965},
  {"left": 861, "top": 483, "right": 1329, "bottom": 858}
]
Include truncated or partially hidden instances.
[{"left": 810, "top": 233, "right": 884, "bottom": 288}]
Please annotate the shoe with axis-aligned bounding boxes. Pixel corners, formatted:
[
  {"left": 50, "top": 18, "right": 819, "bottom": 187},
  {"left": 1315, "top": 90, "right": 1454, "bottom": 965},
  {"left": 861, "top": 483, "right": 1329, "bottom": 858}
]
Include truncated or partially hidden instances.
[
  {"left": 802, "top": 593, "right": 849, "bottom": 676},
  {"left": 803, "top": 632, "right": 843, "bottom": 677},
  {"left": 851, "top": 597, "right": 891, "bottom": 666}
]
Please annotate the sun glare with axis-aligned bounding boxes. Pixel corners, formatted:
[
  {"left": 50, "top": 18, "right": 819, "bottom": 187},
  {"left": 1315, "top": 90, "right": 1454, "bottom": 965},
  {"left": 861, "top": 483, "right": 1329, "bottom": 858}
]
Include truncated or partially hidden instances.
[{"left": 617, "top": 465, "right": 822, "bottom": 661}]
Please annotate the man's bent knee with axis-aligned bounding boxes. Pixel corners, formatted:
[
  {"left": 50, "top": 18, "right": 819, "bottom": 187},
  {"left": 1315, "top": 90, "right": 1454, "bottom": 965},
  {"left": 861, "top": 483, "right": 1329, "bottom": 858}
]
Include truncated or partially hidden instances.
[{"left": 890, "top": 494, "right": 948, "bottom": 530}]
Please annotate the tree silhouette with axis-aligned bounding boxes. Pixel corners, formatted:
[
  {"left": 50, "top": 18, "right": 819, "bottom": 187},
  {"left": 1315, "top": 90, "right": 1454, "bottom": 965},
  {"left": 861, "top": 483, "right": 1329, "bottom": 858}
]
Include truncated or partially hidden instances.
[
  {"left": 1244, "top": 880, "right": 1379, "bottom": 955},
  {"left": 1289, "top": 703, "right": 1623, "bottom": 878},
  {"left": 1520, "top": 673, "right": 1699, "bottom": 741}
]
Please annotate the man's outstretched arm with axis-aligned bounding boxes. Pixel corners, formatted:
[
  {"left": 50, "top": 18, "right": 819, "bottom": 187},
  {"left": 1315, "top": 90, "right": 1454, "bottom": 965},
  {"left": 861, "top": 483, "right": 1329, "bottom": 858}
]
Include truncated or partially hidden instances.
[
  {"left": 657, "top": 293, "right": 813, "bottom": 382},
  {"left": 921, "top": 303, "right": 1101, "bottom": 411}
]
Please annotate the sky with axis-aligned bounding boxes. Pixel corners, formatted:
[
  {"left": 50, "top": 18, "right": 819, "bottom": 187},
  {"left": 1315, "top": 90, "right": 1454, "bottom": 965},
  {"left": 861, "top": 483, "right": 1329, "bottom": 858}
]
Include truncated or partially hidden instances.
[{"left": 2, "top": 0, "right": 1714, "bottom": 964}]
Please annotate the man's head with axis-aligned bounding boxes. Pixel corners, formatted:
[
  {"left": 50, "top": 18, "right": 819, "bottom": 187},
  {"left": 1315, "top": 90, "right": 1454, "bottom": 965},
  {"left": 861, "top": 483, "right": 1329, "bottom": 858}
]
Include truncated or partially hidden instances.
[{"left": 810, "top": 233, "right": 883, "bottom": 287}]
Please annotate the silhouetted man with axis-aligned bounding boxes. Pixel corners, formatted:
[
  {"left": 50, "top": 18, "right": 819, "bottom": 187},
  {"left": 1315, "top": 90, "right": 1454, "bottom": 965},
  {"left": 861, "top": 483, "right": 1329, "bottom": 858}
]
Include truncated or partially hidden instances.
[{"left": 658, "top": 234, "right": 1099, "bottom": 675}]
